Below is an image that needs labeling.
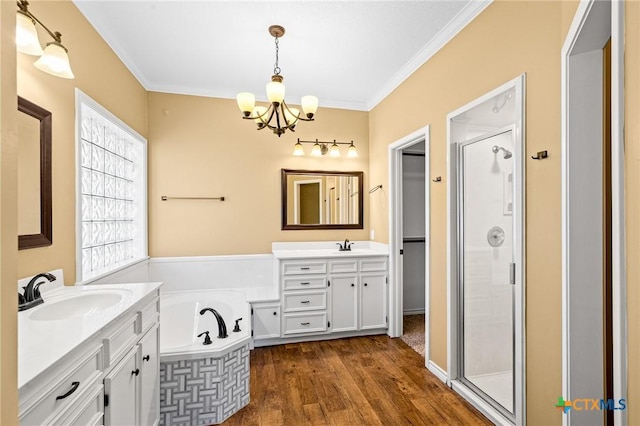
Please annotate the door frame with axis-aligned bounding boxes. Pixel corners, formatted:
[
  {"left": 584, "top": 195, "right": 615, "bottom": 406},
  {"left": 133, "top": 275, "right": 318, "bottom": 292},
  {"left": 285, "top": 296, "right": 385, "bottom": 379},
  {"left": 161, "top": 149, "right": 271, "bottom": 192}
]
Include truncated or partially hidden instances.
[
  {"left": 561, "top": 1, "right": 625, "bottom": 425},
  {"left": 447, "top": 75, "right": 526, "bottom": 426},
  {"left": 387, "top": 125, "right": 430, "bottom": 368},
  {"left": 293, "top": 178, "right": 323, "bottom": 224}
]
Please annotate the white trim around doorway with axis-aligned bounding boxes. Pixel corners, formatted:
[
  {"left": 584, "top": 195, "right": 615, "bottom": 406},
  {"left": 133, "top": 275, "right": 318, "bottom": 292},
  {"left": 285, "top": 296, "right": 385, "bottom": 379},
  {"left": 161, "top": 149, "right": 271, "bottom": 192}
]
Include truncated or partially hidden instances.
[{"left": 387, "top": 125, "right": 431, "bottom": 371}]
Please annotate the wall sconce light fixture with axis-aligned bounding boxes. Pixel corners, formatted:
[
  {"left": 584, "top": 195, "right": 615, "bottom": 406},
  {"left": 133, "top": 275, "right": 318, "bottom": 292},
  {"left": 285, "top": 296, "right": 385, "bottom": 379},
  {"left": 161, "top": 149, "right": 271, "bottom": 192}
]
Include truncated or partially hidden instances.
[
  {"left": 237, "top": 25, "right": 318, "bottom": 137},
  {"left": 293, "top": 139, "right": 358, "bottom": 158},
  {"left": 16, "top": 0, "right": 74, "bottom": 79}
]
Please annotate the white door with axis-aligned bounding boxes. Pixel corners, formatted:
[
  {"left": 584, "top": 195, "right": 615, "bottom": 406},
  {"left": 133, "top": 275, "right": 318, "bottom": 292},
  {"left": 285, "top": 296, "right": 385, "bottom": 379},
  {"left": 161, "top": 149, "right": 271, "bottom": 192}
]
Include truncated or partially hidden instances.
[
  {"left": 330, "top": 274, "right": 358, "bottom": 332},
  {"left": 104, "top": 347, "right": 138, "bottom": 426},
  {"left": 139, "top": 325, "right": 159, "bottom": 426},
  {"left": 360, "top": 272, "right": 387, "bottom": 329}
]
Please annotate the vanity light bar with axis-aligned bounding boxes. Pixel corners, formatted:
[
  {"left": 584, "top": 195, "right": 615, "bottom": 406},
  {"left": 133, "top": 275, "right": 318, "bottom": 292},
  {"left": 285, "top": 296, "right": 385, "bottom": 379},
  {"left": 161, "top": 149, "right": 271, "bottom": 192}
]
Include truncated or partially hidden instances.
[
  {"left": 293, "top": 138, "right": 358, "bottom": 157},
  {"left": 161, "top": 196, "right": 225, "bottom": 201}
]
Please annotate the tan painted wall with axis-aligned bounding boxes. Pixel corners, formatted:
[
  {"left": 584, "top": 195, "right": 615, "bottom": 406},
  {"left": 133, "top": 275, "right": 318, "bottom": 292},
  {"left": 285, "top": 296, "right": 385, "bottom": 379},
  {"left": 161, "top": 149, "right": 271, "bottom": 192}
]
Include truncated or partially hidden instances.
[
  {"left": 625, "top": 1, "right": 638, "bottom": 423},
  {"left": 147, "top": 92, "right": 369, "bottom": 257},
  {"left": 369, "top": 1, "right": 578, "bottom": 424},
  {"left": 0, "top": 1, "right": 19, "bottom": 422},
  {"left": 16, "top": 1, "right": 148, "bottom": 284}
]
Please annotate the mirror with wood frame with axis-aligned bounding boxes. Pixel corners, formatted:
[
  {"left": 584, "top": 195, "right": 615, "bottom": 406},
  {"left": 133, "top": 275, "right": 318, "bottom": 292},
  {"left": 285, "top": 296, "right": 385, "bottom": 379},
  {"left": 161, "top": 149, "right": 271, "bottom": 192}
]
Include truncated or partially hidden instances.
[
  {"left": 18, "top": 96, "right": 52, "bottom": 249},
  {"left": 281, "top": 169, "right": 363, "bottom": 230}
]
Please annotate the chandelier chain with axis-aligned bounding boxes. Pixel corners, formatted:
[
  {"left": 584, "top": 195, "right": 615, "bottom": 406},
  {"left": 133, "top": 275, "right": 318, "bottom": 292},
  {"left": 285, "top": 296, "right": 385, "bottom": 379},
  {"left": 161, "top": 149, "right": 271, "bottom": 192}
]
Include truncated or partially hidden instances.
[{"left": 273, "top": 36, "right": 281, "bottom": 75}]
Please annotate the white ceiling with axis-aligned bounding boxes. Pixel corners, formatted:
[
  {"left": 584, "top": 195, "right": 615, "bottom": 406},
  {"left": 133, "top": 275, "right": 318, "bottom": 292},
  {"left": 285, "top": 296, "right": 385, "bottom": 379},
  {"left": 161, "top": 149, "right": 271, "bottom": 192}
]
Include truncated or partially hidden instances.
[{"left": 73, "top": 1, "right": 490, "bottom": 111}]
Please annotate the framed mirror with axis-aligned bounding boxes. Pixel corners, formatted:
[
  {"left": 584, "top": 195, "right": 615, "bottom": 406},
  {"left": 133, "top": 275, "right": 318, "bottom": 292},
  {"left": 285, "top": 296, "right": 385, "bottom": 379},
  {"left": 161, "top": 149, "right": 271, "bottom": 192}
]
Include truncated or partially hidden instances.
[
  {"left": 281, "top": 169, "right": 363, "bottom": 230},
  {"left": 18, "top": 96, "right": 52, "bottom": 250}
]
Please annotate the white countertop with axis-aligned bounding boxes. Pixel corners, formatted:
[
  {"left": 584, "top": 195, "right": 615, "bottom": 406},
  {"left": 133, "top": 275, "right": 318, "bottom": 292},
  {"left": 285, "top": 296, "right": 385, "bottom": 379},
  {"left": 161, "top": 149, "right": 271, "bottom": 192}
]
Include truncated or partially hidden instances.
[
  {"left": 272, "top": 241, "right": 388, "bottom": 260},
  {"left": 18, "top": 282, "right": 162, "bottom": 390}
]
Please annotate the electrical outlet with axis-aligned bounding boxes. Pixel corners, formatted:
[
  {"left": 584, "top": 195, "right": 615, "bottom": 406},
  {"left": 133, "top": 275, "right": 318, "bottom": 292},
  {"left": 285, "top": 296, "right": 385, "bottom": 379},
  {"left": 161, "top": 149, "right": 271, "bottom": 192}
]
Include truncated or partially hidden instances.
[{"left": 370, "top": 229, "right": 375, "bottom": 240}]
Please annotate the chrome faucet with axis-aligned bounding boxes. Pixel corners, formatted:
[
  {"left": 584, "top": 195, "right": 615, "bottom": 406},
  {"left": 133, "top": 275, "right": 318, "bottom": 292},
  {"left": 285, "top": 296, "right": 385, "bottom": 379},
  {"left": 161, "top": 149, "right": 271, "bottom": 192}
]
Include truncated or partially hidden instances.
[
  {"left": 199, "top": 308, "right": 228, "bottom": 339},
  {"left": 336, "top": 239, "right": 354, "bottom": 251},
  {"left": 19, "top": 272, "right": 56, "bottom": 311}
]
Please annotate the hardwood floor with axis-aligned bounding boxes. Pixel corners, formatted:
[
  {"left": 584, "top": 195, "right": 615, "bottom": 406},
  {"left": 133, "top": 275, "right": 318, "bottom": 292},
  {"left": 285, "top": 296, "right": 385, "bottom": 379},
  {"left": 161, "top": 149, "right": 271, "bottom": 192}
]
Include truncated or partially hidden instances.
[{"left": 223, "top": 336, "right": 491, "bottom": 425}]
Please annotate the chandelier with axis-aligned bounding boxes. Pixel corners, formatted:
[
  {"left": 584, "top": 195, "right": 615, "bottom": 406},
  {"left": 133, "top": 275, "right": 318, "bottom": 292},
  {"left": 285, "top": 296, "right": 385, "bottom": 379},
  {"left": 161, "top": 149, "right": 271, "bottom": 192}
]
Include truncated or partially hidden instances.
[{"left": 236, "top": 25, "right": 318, "bottom": 137}]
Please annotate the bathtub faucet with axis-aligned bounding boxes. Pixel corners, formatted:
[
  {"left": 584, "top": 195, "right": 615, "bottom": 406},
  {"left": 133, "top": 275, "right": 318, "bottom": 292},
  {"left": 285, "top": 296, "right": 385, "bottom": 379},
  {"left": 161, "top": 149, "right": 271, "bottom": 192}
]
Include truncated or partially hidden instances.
[{"left": 199, "top": 308, "right": 228, "bottom": 339}]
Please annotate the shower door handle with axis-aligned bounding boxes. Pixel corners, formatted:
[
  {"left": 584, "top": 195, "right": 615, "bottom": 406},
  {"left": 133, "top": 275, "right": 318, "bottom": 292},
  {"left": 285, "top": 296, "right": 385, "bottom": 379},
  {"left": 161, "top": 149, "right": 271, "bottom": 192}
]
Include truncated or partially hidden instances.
[{"left": 509, "top": 262, "right": 516, "bottom": 285}]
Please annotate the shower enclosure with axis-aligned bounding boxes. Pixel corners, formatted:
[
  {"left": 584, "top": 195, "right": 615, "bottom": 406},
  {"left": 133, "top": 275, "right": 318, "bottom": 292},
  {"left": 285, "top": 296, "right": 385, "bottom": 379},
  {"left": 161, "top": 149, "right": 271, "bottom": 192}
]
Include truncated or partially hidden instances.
[
  {"left": 459, "top": 128, "right": 515, "bottom": 417},
  {"left": 447, "top": 76, "right": 524, "bottom": 425}
]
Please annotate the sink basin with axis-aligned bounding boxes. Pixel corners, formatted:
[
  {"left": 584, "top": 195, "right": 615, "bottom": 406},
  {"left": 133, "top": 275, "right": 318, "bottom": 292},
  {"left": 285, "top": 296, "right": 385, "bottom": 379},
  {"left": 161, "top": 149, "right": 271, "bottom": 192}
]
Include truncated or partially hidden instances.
[{"left": 28, "top": 290, "right": 128, "bottom": 321}]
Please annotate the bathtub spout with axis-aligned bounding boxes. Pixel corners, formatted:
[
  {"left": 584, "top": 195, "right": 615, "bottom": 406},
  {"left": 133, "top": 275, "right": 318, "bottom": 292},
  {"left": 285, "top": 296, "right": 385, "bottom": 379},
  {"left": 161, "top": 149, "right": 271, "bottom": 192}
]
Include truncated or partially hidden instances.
[{"left": 199, "top": 308, "right": 228, "bottom": 338}]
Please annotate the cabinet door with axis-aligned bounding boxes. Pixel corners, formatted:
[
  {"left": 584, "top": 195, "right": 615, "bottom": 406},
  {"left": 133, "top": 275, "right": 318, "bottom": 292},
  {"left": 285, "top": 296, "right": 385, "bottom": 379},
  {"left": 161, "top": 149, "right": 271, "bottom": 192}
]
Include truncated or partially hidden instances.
[
  {"left": 359, "top": 272, "right": 387, "bottom": 330},
  {"left": 139, "top": 324, "right": 159, "bottom": 426},
  {"left": 252, "top": 304, "right": 281, "bottom": 339},
  {"left": 330, "top": 274, "right": 358, "bottom": 332},
  {"left": 104, "top": 346, "right": 138, "bottom": 426}
]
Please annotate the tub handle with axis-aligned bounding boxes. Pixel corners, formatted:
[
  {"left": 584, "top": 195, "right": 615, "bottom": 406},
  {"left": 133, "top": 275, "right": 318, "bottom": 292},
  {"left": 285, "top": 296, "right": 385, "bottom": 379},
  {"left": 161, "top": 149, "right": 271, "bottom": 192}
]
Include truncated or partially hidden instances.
[
  {"left": 301, "top": 322, "right": 310, "bottom": 326},
  {"left": 197, "top": 331, "right": 212, "bottom": 345},
  {"left": 233, "top": 318, "right": 243, "bottom": 333}
]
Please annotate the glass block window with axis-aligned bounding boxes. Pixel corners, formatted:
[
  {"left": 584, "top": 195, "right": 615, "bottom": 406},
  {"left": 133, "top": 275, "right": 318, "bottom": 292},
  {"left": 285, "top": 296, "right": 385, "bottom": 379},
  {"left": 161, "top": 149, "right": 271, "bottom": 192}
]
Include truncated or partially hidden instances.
[{"left": 76, "top": 92, "right": 147, "bottom": 282}]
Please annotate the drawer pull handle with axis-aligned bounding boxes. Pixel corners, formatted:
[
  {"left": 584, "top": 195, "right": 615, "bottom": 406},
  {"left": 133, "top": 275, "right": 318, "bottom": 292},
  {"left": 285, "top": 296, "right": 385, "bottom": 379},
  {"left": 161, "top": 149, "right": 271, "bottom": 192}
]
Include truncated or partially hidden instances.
[
  {"left": 300, "top": 267, "right": 310, "bottom": 270},
  {"left": 132, "top": 368, "right": 140, "bottom": 376},
  {"left": 300, "top": 282, "right": 310, "bottom": 285},
  {"left": 301, "top": 322, "right": 310, "bottom": 326},
  {"left": 56, "top": 381, "right": 80, "bottom": 400},
  {"left": 351, "top": 283, "right": 355, "bottom": 287},
  {"left": 364, "top": 283, "right": 368, "bottom": 287},
  {"left": 143, "top": 355, "right": 150, "bottom": 362},
  {"left": 300, "top": 300, "right": 310, "bottom": 304},
  {"left": 273, "top": 311, "right": 277, "bottom": 316}
]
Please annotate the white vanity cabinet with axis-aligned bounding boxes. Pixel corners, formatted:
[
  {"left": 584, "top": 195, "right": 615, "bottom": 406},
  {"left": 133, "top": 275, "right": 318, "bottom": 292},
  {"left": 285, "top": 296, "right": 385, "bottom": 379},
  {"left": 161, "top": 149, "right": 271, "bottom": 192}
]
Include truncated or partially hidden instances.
[
  {"left": 329, "top": 259, "right": 388, "bottom": 333},
  {"left": 251, "top": 303, "right": 281, "bottom": 340},
  {"left": 280, "top": 260, "right": 330, "bottom": 336},
  {"left": 18, "top": 285, "right": 161, "bottom": 426},
  {"left": 275, "top": 256, "right": 388, "bottom": 341},
  {"left": 104, "top": 296, "right": 160, "bottom": 426}
]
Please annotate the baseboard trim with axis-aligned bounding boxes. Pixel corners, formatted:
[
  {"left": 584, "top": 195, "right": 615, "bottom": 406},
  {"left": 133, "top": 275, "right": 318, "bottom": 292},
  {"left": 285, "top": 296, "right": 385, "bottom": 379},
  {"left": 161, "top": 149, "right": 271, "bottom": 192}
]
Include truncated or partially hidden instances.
[
  {"left": 403, "top": 308, "right": 426, "bottom": 315},
  {"left": 427, "top": 360, "right": 448, "bottom": 383}
]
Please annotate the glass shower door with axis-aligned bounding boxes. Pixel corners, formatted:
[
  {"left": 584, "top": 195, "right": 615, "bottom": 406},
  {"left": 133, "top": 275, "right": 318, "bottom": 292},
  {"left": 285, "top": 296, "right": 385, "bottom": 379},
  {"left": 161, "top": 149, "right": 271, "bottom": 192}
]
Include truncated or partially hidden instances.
[{"left": 459, "top": 129, "right": 515, "bottom": 417}]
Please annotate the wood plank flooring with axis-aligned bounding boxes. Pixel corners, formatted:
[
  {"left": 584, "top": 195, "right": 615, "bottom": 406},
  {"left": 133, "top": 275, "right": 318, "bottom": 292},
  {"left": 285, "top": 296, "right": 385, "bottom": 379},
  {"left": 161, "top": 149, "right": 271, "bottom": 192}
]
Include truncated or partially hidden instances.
[{"left": 223, "top": 335, "right": 491, "bottom": 425}]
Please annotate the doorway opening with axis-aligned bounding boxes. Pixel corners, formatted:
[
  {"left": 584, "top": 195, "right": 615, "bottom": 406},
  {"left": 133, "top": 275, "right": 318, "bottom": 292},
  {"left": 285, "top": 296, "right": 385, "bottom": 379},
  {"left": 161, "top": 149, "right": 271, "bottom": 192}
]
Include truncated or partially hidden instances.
[
  {"left": 388, "top": 125, "right": 431, "bottom": 369},
  {"left": 561, "top": 1, "right": 625, "bottom": 425}
]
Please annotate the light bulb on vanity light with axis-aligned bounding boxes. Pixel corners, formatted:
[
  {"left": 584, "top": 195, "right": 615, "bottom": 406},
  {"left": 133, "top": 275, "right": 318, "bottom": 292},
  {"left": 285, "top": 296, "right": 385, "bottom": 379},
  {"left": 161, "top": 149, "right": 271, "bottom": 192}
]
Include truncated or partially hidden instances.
[
  {"left": 329, "top": 142, "right": 341, "bottom": 157},
  {"left": 347, "top": 142, "right": 358, "bottom": 158},
  {"left": 16, "top": 10, "right": 43, "bottom": 55},
  {"left": 292, "top": 141, "right": 305, "bottom": 156}
]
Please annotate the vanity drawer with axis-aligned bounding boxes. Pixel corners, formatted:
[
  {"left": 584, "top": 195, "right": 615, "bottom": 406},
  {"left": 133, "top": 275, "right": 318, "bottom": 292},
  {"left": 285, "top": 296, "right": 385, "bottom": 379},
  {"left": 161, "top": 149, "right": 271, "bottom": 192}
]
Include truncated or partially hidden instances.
[
  {"left": 103, "top": 313, "right": 138, "bottom": 367},
  {"left": 329, "top": 260, "right": 358, "bottom": 274},
  {"left": 138, "top": 294, "right": 160, "bottom": 334},
  {"left": 20, "top": 346, "right": 103, "bottom": 426},
  {"left": 282, "top": 260, "right": 327, "bottom": 275},
  {"left": 359, "top": 258, "right": 388, "bottom": 272},
  {"left": 283, "top": 291, "right": 327, "bottom": 312},
  {"left": 53, "top": 384, "right": 104, "bottom": 426},
  {"left": 283, "top": 276, "right": 327, "bottom": 290},
  {"left": 283, "top": 312, "right": 328, "bottom": 335}
]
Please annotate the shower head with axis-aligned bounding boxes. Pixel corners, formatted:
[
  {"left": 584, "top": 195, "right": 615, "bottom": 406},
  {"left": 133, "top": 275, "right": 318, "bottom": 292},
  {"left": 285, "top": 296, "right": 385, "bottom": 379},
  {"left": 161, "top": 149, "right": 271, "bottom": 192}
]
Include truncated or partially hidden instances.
[{"left": 492, "top": 145, "right": 512, "bottom": 159}]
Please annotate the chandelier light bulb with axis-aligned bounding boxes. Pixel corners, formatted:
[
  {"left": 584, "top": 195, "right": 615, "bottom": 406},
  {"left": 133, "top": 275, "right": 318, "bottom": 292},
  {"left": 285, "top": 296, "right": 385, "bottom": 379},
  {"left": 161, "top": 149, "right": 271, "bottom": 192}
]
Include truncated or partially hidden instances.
[
  {"left": 236, "top": 92, "right": 256, "bottom": 116},
  {"left": 266, "top": 78, "right": 285, "bottom": 105},
  {"left": 301, "top": 96, "right": 319, "bottom": 118}
]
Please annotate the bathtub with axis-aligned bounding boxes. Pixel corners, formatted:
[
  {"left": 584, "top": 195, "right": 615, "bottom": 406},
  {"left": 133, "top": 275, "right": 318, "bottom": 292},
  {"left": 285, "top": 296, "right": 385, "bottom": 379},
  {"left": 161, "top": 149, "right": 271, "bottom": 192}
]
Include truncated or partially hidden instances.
[
  {"left": 159, "top": 290, "right": 251, "bottom": 361},
  {"left": 158, "top": 290, "right": 251, "bottom": 426}
]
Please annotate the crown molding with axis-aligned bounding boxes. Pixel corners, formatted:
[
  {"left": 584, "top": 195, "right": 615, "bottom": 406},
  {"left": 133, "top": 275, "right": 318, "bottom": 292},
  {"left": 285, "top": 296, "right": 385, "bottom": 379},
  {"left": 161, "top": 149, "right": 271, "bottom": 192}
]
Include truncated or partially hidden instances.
[{"left": 366, "top": 0, "right": 492, "bottom": 111}]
